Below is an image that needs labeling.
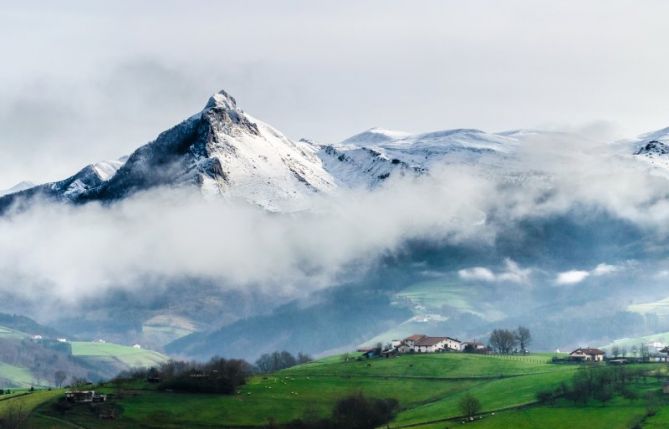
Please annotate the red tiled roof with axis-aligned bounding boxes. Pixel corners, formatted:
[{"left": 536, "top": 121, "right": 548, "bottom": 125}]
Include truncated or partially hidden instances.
[
  {"left": 415, "top": 337, "right": 448, "bottom": 346},
  {"left": 404, "top": 334, "right": 426, "bottom": 342},
  {"left": 570, "top": 348, "right": 605, "bottom": 355}
]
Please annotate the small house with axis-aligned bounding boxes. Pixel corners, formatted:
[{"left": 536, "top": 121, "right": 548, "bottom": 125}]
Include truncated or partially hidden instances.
[{"left": 569, "top": 348, "right": 605, "bottom": 362}]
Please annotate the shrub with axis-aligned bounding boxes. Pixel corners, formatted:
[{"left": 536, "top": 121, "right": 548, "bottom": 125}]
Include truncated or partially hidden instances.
[{"left": 458, "top": 394, "right": 482, "bottom": 418}]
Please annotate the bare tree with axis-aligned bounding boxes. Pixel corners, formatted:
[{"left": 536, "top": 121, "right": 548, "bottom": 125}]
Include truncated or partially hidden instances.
[
  {"left": 54, "top": 370, "right": 67, "bottom": 388},
  {"left": 515, "top": 326, "right": 531, "bottom": 353},
  {"left": 296, "top": 353, "right": 313, "bottom": 364},
  {"left": 489, "top": 329, "right": 517, "bottom": 354}
]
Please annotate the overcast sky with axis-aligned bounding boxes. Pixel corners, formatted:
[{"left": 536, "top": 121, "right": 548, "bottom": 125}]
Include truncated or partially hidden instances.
[{"left": 1, "top": 0, "right": 669, "bottom": 188}]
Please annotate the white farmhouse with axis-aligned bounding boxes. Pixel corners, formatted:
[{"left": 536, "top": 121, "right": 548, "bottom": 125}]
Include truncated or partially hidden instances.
[
  {"left": 397, "top": 334, "right": 463, "bottom": 353},
  {"left": 569, "top": 347, "right": 605, "bottom": 362}
]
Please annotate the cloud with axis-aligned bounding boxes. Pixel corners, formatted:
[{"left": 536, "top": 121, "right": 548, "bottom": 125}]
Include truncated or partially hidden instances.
[
  {"left": 459, "top": 259, "right": 531, "bottom": 284},
  {"left": 0, "top": 167, "right": 497, "bottom": 305},
  {"left": 458, "top": 267, "right": 496, "bottom": 282},
  {"left": 592, "top": 263, "right": 619, "bottom": 276},
  {"left": 555, "top": 263, "right": 622, "bottom": 285},
  {"left": 555, "top": 270, "right": 591, "bottom": 285}
]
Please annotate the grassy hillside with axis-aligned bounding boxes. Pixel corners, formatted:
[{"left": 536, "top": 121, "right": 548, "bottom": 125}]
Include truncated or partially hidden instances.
[
  {"left": 70, "top": 341, "right": 167, "bottom": 369},
  {"left": 1, "top": 352, "right": 665, "bottom": 428},
  {"left": 0, "top": 321, "right": 168, "bottom": 388},
  {"left": 12, "top": 352, "right": 642, "bottom": 428}
]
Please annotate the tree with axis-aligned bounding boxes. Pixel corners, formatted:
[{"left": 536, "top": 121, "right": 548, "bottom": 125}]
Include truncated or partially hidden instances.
[
  {"left": 332, "top": 392, "right": 398, "bottom": 429},
  {"left": 1, "top": 399, "right": 28, "bottom": 429},
  {"left": 611, "top": 346, "right": 620, "bottom": 358},
  {"left": 54, "top": 370, "right": 67, "bottom": 388},
  {"left": 489, "top": 329, "right": 517, "bottom": 354},
  {"left": 458, "top": 394, "right": 481, "bottom": 418},
  {"left": 255, "top": 351, "right": 299, "bottom": 373},
  {"left": 515, "top": 326, "right": 531, "bottom": 353},
  {"left": 296, "top": 353, "right": 313, "bottom": 364}
]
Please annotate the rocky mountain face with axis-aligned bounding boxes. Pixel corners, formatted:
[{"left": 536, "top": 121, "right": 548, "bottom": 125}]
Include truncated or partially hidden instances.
[
  {"left": 5, "top": 89, "right": 665, "bottom": 215},
  {"left": 0, "top": 90, "right": 529, "bottom": 214}
]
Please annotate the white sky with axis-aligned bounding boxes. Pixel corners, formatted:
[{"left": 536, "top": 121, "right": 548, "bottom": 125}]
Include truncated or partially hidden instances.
[{"left": 1, "top": 0, "right": 669, "bottom": 188}]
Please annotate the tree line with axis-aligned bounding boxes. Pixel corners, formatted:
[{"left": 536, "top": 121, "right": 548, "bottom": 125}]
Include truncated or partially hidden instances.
[
  {"left": 255, "top": 351, "right": 312, "bottom": 373},
  {"left": 488, "top": 326, "right": 531, "bottom": 354},
  {"left": 115, "top": 357, "right": 253, "bottom": 394},
  {"left": 114, "top": 350, "right": 313, "bottom": 394},
  {"left": 536, "top": 366, "right": 651, "bottom": 405}
]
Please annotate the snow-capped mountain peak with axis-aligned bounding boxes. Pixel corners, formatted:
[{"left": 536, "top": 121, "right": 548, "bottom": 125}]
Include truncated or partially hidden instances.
[
  {"left": 4, "top": 89, "right": 668, "bottom": 214},
  {"left": 0, "top": 90, "right": 336, "bottom": 213},
  {"left": 341, "top": 127, "right": 411, "bottom": 145},
  {"left": 205, "top": 89, "right": 239, "bottom": 111}
]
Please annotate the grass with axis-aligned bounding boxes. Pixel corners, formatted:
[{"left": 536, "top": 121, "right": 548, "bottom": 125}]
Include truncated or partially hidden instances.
[
  {"left": 0, "top": 325, "right": 29, "bottom": 339},
  {"left": 28, "top": 352, "right": 605, "bottom": 428},
  {"left": 0, "top": 389, "right": 63, "bottom": 418},
  {"left": 15, "top": 352, "right": 668, "bottom": 429},
  {"left": 0, "top": 362, "right": 36, "bottom": 388},
  {"left": 70, "top": 341, "right": 168, "bottom": 368}
]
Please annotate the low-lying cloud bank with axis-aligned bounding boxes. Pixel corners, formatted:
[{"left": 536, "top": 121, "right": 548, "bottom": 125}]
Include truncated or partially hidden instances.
[{"left": 2, "top": 131, "right": 669, "bottom": 304}]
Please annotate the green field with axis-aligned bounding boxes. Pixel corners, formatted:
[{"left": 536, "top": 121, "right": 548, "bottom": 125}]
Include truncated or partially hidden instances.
[
  {"left": 0, "top": 363, "right": 35, "bottom": 388},
  {"left": 70, "top": 341, "right": 168, "bottom": 368},
  {"left": 0, "top": 325, "right": 29, "bottom": 339},
  {"left": 0, "top": 352, "right": 665, "bottom": 428}
]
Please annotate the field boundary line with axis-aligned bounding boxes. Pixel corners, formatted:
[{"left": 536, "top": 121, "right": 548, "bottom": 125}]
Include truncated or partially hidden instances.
[{"left": 389, "top": 399, "right": 539, "bottom": 428}]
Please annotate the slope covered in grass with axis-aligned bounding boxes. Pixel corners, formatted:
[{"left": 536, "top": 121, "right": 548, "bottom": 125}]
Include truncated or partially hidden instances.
[{"left": 70, "top": 341, "right": 168, "bottom": 369}]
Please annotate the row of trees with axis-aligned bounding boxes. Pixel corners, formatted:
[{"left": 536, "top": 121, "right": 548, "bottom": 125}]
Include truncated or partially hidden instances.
[
  {"left": 536, "top": 366, "right": 649, "bottom": 405},
  {"left": 255, "top": 351, "right": 312, "bottom": 373},
  {"left": 488, "top": 326, "right": 531, "bottom": 354},
  {"left": 610, "top": 343, "right": 653, "bottom": 360},
  {"left": 116, "top": 357, "right": 253, "bottom": 394}
]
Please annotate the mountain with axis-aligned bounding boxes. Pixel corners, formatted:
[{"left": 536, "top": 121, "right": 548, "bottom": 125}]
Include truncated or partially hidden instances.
[
  {"left": 317, "top": 127, "right": 517, "bottom": 187},
  {"left": 0, "top": 90, "right": 527, "bottom": 213},
  {"left": 5, "top": 90, "right": 669, "bottom": 363},
  {"left": 0, "top": 90, "right": 336, "bottom": 213},
  {"left": 0, "top": 312, "right": 167, "bottom": 387}
]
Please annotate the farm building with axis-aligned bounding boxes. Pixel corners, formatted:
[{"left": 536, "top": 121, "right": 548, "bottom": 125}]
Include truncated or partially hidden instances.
[
  {"left": 395, "top": 334, "right": 463, "bottom": 354},
  {"left": 569, "top": 347, "right": 605, "bottom": 362},
  {"left": 65, "top": 391, "right": 107, "bottom": 403}
]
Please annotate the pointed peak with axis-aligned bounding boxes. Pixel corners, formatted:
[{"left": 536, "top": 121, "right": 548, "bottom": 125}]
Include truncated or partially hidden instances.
[{"left": 205, "top": 89, "right": 238, "bottom": 111}]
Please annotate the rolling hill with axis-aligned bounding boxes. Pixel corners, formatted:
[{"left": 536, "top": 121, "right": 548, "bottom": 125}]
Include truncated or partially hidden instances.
[
  {"left": 1, "top": 352, "right": 667, "bottom": 428},
  {"left": 0, "top": 314, "right": 168, "bottom": 388}
]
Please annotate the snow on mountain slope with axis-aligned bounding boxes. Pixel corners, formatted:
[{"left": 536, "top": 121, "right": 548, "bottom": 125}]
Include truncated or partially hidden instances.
[
  {"left": 0, "top": 90, "right": 336, "bottom": 213},
  {"left": 341, "top": 127, "right": 411, "bottom": 145},
  {"left": 4, "top": 88, "right": 662, "bottom": 214},
  {"left": 318, "top": 128, "right": 519, "bottom": 187},
  {"left": 632, "top": 128, "right": 669, "bottom": 172}
]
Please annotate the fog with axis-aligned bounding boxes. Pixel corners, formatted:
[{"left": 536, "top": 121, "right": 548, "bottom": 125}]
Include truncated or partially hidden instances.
[{"left": 2, "top": 128, "right": 669, "bottom": 307}]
